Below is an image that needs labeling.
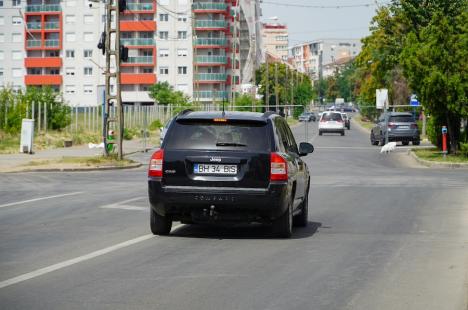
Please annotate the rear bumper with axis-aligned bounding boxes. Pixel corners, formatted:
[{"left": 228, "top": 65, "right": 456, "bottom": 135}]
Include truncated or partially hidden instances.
[
  {"left": 319, "top": 127, "right": 344, "bottom": 132},
  {"left": 388, "top": 131, "right": 420, "bottom": 141},
  {"left": 148, "top": 180, "right": 290, "bottom": 222}
]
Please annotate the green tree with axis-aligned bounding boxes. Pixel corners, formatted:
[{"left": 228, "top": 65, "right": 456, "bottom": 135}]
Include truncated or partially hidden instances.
[{"left": 148, "top": 82, "right": 176, "bottom": 105}]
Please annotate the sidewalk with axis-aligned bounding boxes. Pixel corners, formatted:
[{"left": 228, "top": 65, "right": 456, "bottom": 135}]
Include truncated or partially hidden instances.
[{"left": 0, "top": 139, "right": 155, "bottom": 172}]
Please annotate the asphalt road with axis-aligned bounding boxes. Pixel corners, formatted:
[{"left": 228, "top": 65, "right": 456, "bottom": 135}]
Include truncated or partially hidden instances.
[{"left": 0, "top": 119, "right": 467, "bottom": 310}]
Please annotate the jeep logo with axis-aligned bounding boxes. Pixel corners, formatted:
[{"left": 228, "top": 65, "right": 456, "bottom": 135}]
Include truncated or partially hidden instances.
[{"left": 210, "top": 157, "right": 222, "bottom": 162}]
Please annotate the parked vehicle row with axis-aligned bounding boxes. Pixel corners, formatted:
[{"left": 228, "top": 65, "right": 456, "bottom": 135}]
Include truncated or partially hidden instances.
[
  {"left": 148, "top": 110, "right": 314, "bottom": 238},
  {"left": 298, "top": 112, "right": 317, "bottom": 122}
]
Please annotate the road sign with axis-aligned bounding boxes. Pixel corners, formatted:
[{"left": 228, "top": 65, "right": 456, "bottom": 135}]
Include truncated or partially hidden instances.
[
  {"left": 376, "top": 89, "right": 388, "bottom": 109},
  {"left": 410, "top": 94, "right": 420, "bottom": 106}
]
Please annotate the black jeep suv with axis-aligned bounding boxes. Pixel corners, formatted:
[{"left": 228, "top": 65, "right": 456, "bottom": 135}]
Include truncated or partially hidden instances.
[{"left": 148, "top": 111, "right": 314, "bottom": 238}]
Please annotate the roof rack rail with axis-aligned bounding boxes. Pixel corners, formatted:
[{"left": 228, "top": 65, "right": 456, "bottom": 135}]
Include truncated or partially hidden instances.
[
  {"left": 177, "top": 109, "right": 193, "bottom": 116},
  {"left": 262, "top": 111, "right": 278, "bottom": 118}
]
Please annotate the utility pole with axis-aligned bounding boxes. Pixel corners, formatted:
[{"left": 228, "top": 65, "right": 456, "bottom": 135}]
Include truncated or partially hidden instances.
[
  {"left": 265, "top": 55, "right": 270, "bottom": 110},
  {"left": 103, "top": 0, "right": 124, "bottom": 160},
  {"left": 275, "top": 62, "right": 279, "bottom": 112},
  {"left": 251, "top": 35, "right": 256, "bottom": 111}
]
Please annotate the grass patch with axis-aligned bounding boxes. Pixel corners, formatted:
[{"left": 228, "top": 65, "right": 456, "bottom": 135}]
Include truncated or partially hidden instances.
[
  {"left": 0, "top": 132, "right": 20, "bottom": 154},
  {"left": 287, "top": 118, "right": 299, "bottom": 127},
  {"left": 24, "top": 155, "right": 136, "bottom": 168},
  {"left": 354, "top": 114, "right": 375, "bottom": 130},
  {"left": 413, "top": 148, "right": 468, "bottom": 163}
]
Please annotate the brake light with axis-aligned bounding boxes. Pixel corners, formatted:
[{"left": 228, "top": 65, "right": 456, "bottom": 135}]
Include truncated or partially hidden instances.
[
  {"left": 388, "top": 122, "right": 397, "bottom": 129},
  {"left": 411, "top": 123, "right": 418, "bottom": 129},
  {"left": 336, "top": 119, "right": 343, "bottom": 123},
  {"left": 320, "top": 118, "right": 326, "bottom": 122},
  {"left": 148, "top": 149, "right": 164, "bottom": 177},
  {"left": 270, "top": 152, "right": 288, "bottom": 181}
]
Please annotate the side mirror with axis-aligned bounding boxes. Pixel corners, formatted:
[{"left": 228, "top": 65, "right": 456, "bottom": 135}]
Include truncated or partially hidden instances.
[{"left": 299, "top": 142, "right": 314, "bottom": 156}]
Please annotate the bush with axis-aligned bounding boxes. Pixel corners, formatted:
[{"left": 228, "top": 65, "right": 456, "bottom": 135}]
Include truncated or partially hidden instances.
[
  {"left": 149, "top": 119, "right": 163, "bottom": 131},
  {"left": 123, "top": 128, "right": 139, "bottom": 140},
  {"left": 460, "top": 143, "right": 468, "bottom": 157}
]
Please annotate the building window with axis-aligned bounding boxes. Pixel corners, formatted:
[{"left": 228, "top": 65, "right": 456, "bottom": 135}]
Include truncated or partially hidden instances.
[
  {"left": 66, "top": 50, "right": 75, "bottom": 58},
  {"left": 0, "top": 68, "right": 4, "bottom": 77},
  {"left": 177, "top": 48, "right": 188, "bottom": 57},
  {"left": 65, "top": 68, "right": 75, "bottom": 76},
  {"left": 142, "top": 68, "right": 153, "bottom": 73},
  {"left": 84, "top": 15, "right": 94, "bottom": 24},
  {"left": 12, "top": 68, "right": 22, "bottom": 78},
  {"left": 12, "top": 16, "right": 22, "bottom": 25},
  {"left": 159, "top": 14, "right": 169, "bottom": 21},
  {"left": 178, "top": 14, "right": 187, "bottom": 22},
  {"left": 177, "top": 66, "right": 187, "bottom": 75},
  {"left": 65, "top": 15, "right": 76, "bottom": 24},
  {"left": 84, "top": 85, "right": 93, "bottom": 94},
  {"left": 12, "top": 33, "right": 22, "bottom": 43},
  {"left": 177, "top": 31, "right": 187, "bottom": 39},
  {"left": 65, "top": 85, "right": 76, "bottom": 94},
  {"left": 84, "top": 32, "right": 94, "bottom": 42},
  {"left": 159, "top": 31, "right": 168, "bottom": 40},
  {"left": 12, "top": 0, "right": 20, "bottom": 7},
  {"left": 12, "top": 51, "right": 22, "bottom": 60},
  {"left": 84, "top": 67, "right": 93, "bottom": 75},
  {"left": 159, "top": 48, "right": 169, "bottom": 57},
  {"left": 159, "top": 67, "right": 169, "bottom": 75},
  {"left": 47, "top": 50, "right": 59, "bottom": 57},
  {"left": 49, "top": 69, "right": 59, "bottom": 75},
  {"left": 0, "top": 1, "right": 3, "bottom": 7},
  {"left": 66, "top": 33, "right": 76, "bottom": 42},
  {"left": 84, "top": 50, "right": 93, "bottom": 58}
]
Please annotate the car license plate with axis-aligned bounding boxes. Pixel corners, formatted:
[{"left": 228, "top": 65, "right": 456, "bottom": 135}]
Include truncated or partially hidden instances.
[
  {"left": 194, "top": 164, "right": 237, "bottom": 175},
  {"left": 399, "top": 125, "right": 409, "bottom": 129}
]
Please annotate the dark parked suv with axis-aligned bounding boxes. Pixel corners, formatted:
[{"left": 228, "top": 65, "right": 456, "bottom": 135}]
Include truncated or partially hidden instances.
[
  {"left": 371, "top": 112, "right": 420, "bottom": 146},
  {"left": 148, "top": 111, "right": 314, "bottom": 238}
]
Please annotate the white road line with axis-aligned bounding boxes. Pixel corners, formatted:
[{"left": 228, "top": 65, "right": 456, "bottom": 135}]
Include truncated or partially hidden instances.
[
  {"left": 315, "top": 146, "right": 376, "bottom": 150},
  {"left": 0, "top": 192, "right": 83, "bottom": 209},
  {"left": 0, "top": 223, "right": 183, "bottom": 289},
  {"left": 101, "top": 205, "right": 147, "bottom": 211},
  {"left": 99, "top": 197, "right": 145, "bottom": 210}
]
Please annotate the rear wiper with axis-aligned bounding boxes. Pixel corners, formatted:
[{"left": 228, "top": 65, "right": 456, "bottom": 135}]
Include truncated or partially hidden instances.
[{"left": 216, "top": 142, "right": 247, "bottom": 147}]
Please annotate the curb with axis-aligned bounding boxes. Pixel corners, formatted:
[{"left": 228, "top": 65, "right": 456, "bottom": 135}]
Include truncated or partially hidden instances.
[
  {"left": 1, "top": 162, "right": 143, "bottom": 173},
  {"left": 408, "top": 151, "right": 468, "bottom": 169}
]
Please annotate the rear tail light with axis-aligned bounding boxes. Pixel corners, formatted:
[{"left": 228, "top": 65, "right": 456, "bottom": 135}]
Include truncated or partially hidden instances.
[
  {"left": 320, "top": 119, "right": 326, "bottom": 122},
  {"left": 336, "top": 119, "right": 343, "bottom": 123},
  {"left": 149, "top": 149, "right": 164, "bottom": 177},
  {"left": 411, "top": 123, "right": 418, "bottom": 129},
  {"left": 388, "top": 122, "right": 397, "bottom": 129},
  {"left": 270, "top": 152, "right": 288, "bottom": 181}
]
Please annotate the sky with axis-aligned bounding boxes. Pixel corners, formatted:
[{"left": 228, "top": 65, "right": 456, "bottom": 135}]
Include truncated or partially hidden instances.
[{"left": 260, "top": 0, "right": 382, "bottom": 46}]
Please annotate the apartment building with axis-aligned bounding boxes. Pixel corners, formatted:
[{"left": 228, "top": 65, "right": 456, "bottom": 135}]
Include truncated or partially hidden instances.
[
  {"left": 0, "top": 0, "right": 260, "bottom": 106},
  {"left": 260, "top": 22, "right": 289, "bottom": 61},
  {"left": 291, "top": 39, "right": 362, "bottom": 80}
]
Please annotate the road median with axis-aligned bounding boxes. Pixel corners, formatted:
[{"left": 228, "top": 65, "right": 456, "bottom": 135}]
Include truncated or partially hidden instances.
[{"left": 408, "top": 149, "right": 468, "bottom": 169}]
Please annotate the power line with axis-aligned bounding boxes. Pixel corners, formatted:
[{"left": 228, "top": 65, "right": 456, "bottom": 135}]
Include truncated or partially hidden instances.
[{"left": 261, "top": 1, "right": 388, "bottom": 9}]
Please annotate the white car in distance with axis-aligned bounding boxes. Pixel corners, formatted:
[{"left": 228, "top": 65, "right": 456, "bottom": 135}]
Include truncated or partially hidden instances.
[{"left": 318, "top": 112, "right": 345, "bottom": 136}]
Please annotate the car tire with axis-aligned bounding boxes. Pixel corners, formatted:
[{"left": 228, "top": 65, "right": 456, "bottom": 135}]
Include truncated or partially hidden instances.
[
  {"left": 341, "top": 130, "right": 345, "bottom": 136},
  {"left": 293, "top": 192, "right": 308, "bottom": 228},
  {"left": 371, "top": 133, "right": 378, "bottom": 145},
  {"left": 150, "top": 207, "right": 172, "bottom": 235},
  {"left": 379, "top": 135, "right": 386, "bottom": 146},
  {"left": 402, "top": 141, "right": 409, "bottom": 146},
  {"left": 319, "top": 131, "right": 323, "bottom": 136},
  {"left": 413, "top": 140, "right": 420, "bottom": 145},
  {"left": 273, "top": 201, "right": 293, "bottom": 238}
]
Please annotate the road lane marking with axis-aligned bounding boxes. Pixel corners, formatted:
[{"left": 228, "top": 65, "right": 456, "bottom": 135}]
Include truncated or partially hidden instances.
[
  {"left": 0, "top": 223, "right": 183, "bottom": 289},
  {"left": 315, "top": 146, "right": 376, "bottom": 150},
  {"left": 99, "top": 197, "right": 145, "bottom": 211},
  {"left": 0, "top": 192, "right": 83, "bottom": 209}
]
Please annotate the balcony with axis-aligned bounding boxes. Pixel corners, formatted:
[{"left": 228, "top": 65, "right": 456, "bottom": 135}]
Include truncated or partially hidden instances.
[
  {"left": 26, "top": 40, "right": 42, "bottom": 48},
  {"left": 26, "top": 22, "right": 42, "bottom": 30},
  {"left": 195, "top": 37, "right": 228, "bottom": 47},
  {"left": 193, "top": 91, "right": 228, "bottom": 100},
  {"left": 25, "top": 74, "right": 62, "bottom": 85},
  {"left": 45, "top": 21, "right": 60, "bottom": 30},
  {"left": 121, "top": 73, "right": 156, "bottom": 85},
  {"left": 193, "top": 2, "right": 227, "bottom": 13},
  {"left": 194, "top": 20, "right": 227, "bottom": 30},
  {"left": 25, "top": 4, "right": 61, "bottom": 13},
  {"left": 122, "top": 56, "right": 154, "bottom": 65},
  {"left": 195, "top": 73, "right": 227, "bottom": 82},
  {"left": 120, "top": 38, "right": 155, "bottom": 46},
  {"left": 44, "top": 39, "right": 60, "bottom": 48},
  {"left": 125, "top": 2, "right": 154, "bottom": 11},
  {"left": 120, "top": 20, "right": 156, "bottom": 32},
  {"left": 195, "top": 55, "right": 227, "bottom": 65},
  {"left": 25, "top": 57, "right": 62, "bottom": 68}
]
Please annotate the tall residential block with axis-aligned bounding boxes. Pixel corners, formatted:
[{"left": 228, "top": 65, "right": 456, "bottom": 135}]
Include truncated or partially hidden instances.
[
  {"left": 0, "top": 0, "right": 261, "bottom": 106},
  {"left": 260, "top": 22, "right": 289, "bottom": 61}
]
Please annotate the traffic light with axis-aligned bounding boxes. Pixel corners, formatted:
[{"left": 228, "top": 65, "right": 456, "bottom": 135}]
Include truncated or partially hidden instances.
[
  {"left": 97, "top": 32, "right": 106, "bottom": 55},
  {"left": 120, "top": 45, "right": 129, "bottom": 62},
  {"left": 119, "top": 0, "right": 127, "bottom": 12}
]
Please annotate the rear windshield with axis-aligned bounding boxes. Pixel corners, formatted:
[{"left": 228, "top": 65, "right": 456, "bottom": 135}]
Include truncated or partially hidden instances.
[
  {"left": 164, "top": 120, "right": 271, "bottom": 151},
  {"left": 321, "top": 113, "right": 342, "bottom": 121},
  {"left": 389, "top": 116, "right": 414, "bottom": 123}
]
